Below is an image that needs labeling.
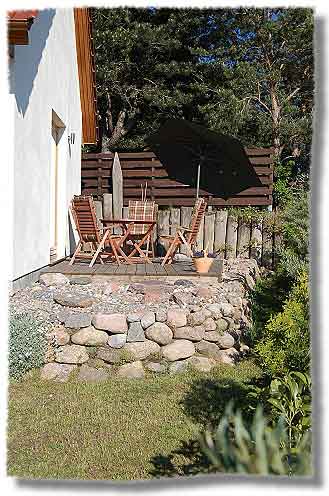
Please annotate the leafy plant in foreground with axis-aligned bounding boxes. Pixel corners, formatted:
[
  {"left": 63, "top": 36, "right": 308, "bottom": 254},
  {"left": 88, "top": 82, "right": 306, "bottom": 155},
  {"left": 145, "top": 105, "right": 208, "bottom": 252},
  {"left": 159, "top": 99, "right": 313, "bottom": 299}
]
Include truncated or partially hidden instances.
[
  {"left": 248, "top": 371, "right": 311, "bottom": 450},
  {"left": 200, "top": 402, "right": 312, "bottom": 476}
]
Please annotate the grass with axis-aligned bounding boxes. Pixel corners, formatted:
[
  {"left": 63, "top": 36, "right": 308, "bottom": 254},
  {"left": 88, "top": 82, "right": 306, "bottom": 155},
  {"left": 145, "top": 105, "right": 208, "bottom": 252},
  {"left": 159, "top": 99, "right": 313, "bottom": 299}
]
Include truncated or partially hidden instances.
[{"left": 7, "top": 360, "right": 263, "bottom": 481}]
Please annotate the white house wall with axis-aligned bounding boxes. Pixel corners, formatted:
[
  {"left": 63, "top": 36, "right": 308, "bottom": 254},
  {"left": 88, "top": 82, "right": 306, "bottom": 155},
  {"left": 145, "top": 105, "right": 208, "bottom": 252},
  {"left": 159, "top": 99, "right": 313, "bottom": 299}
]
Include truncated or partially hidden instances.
[{"left": 10, "top": 9, "right": 82, "bottom": 281}]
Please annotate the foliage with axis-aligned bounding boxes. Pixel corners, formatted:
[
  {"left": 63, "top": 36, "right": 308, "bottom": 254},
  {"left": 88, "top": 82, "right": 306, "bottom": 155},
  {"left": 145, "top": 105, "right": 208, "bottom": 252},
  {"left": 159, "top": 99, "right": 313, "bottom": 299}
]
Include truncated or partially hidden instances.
[
  {"left": 250, "top": 271, "right": 293, "bottom": 344},
  {"left": 200, "top": 402, "right": 311, "bottom": 476},
  {"left": 9, "top": 312, "right": 48, "bottom": 381},
  {"left": 248, "top": 371, "right": 311, "bottom": 449},
  {"left": 91, "top": 7, "right": 313, "bottom": 179},
  {"left": 276, "top": 190, "right": 310, "bottom": 279},
  {"left": 255, "top": 272, "right": 310, "bottom": 376}
]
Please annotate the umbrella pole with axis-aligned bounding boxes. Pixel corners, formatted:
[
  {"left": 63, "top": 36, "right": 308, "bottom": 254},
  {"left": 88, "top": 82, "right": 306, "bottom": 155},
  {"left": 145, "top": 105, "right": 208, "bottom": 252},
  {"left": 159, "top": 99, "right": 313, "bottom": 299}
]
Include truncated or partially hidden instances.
[{"left": 196, "top": 163, "right": 201, "bottom": 199}]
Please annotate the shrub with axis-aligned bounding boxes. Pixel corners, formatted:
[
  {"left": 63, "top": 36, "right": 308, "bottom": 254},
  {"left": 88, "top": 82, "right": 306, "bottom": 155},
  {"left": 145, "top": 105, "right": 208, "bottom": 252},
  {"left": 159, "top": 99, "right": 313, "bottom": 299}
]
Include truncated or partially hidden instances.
[
  {"left": 9, "top": 312, "right": 48, "bottom": 381},
  {"left": 276, "top": 190, "right": 309, "bottom": 280},
  {"left": 255, "top": 272, "right": 310, "bottom": 376},
  {"left": 248, "top": 371, "right": 312, "bottom": 448},
  {"left": 200, "top": 402, "right": 312, "bottom": 476}
]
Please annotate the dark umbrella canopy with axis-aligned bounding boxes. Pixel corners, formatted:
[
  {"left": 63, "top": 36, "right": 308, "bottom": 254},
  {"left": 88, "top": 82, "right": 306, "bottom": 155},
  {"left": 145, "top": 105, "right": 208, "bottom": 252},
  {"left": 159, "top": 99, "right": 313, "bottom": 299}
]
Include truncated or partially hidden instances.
[{"left": 146, "top": 119, "right": 262, "bottom": 199}]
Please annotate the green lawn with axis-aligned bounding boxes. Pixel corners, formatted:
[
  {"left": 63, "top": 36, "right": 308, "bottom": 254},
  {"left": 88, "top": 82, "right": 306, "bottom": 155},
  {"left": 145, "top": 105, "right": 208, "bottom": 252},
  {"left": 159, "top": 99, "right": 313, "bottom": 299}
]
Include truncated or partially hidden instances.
[{"left": 7, "top": 360, "right": 263, "bottom": 480}]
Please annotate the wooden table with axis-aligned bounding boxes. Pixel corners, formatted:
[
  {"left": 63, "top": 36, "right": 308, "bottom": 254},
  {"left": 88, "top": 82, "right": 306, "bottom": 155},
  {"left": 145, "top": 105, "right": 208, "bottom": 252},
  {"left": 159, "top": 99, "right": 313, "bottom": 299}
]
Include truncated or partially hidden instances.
[{"left": 99, "top": 218, "right": 156, "bottom": 265}]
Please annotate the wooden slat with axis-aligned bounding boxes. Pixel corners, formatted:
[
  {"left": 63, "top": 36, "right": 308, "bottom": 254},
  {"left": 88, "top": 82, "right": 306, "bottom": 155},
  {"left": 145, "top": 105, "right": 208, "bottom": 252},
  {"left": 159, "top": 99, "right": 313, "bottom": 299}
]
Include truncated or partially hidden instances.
[
  {"left": 262, "top": 217, "right": 274, "bottom": 269},
  {"left": 237, "top": 219, "right": 251, "bottom": 258},
  {"left": 214, "top": 210, "right": 228, "bottom": 254},
  {"left": 123, "top": 186, "right": 272, "bottom": 197},
  {"left": 250, "top": 219, "right": 263, "bottom": 266},
  {"left": 226, "top": 214, "right": 238, "bottom": 258},
  {"left": 170, "top": 208, "right": 180, "bottom": 236},
  {"left": 204, "top": 209, "right": 215, "bottom": 253}
]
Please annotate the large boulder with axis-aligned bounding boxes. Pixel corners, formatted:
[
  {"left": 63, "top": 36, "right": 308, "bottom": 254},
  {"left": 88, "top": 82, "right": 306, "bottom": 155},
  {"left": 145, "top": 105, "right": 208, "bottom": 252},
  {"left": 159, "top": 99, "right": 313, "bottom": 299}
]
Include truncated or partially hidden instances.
[
  {"left": 186, "top": 356, "right": 216, "bottom": 372},
  {"left": 127, "top": 322, "right": 145, "bottom": 342},
  {"left": 203, "top": 317, "right": 217, "bottom": 331},
  {"left": 195, "top": 340, "right": 222, "bottom": 360},
  {"left": 55, "top": 344, "right": 89, "bottom": 364},
  {"left": 96, "top": 347, "right": 128, "bottom": 364},
  {"left": 64, "top": 313, "right": 92, "bottom": 329},
  {"left": 71, "top": 326, "right": 108, "bottom": 346},
  {"left": 206, "top": 303, "right": 222, "bottom": 319},
  {"left": 141, "top": 312, "right": 156, "bottom": 329},
  {"left": 40, "top": 363, "right": 76, "bottom": 382},
  {"left": 117, "top": 361, "right": 145, "bottom": 379},
  {"left": 155, "top": 309, "right": 167, "bottom": 323},
  {"left": 108, "top": 333, "right": 127, "bottom": 349},
  {"left": 161, "top": 340, "right": 195, "bottom": 361},
  {"left": 70, "top": 276, "right": 92, "bottom": 286},
  {"left": 77, "top": 365, "right": 109, "bottom": 383},
  {"left": 166, "top": 309, "right": 187, "bottom": 328},
  {"left": 40, "top": 273, "right": 69, "bottom": 287},
  {"left": 144, "top": 362, "right": 167, "bottom": 373},
  {"left": 92, "top": 313, "right": 128, "bottom": 333},
  {"left": 173, "top": 325, "right": 205, "bottom": 342},
  {"left": 217, "top": 333, "right": 235, "bottom": 350},
  {"left": 216, "top": 318, "right": 229, "bottom": 333},
  {"left": 218, "top": 302, "right": 234, "bottom": 318},
  {"left": 49, "top": 326, "right": 70, "bottom": 346},
  {"left": 187, "top": 310, "right": 208, "bottom": 326},
  {"left": 203, "top": 331, "right": 221, "bottom": 343},
  {"left": 124, "top": 340, "right": 161, "bottom": 360},
  {"left": 168, "top": 360, "right": 189, "bottom": 375},
  {"left": 127, "top": 310, "right": 144, "bottom": 323},
  {"left": 145, "top": 322, "right": 173, "bottom": 345},
  {"left": 54, "top": 294, "right": 94, "bottom": 308}
]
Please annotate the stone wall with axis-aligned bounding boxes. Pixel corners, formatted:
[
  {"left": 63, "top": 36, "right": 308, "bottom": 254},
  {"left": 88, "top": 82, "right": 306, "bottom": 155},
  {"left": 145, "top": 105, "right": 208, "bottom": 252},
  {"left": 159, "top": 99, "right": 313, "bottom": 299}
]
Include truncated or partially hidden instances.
[{"left": 35, "top": 259, "right": 259, "bottom": 382}]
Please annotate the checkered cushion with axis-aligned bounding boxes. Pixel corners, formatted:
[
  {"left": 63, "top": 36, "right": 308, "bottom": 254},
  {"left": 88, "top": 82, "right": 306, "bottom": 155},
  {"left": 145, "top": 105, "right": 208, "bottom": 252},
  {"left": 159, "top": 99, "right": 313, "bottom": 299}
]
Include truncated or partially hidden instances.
[{"left": 128, "top": 200, "right": 156, "bottom": 235}]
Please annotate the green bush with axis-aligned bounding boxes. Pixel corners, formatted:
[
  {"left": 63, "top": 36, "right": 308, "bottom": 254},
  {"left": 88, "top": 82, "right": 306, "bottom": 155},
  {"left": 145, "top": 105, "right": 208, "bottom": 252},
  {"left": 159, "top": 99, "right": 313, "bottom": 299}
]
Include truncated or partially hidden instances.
[
  {"left": 200, "top": 402, "right": 311, "bottom": 476},
  {"left": 9, "top": 312, "right": 48, "bottom": 381},
  {"left": 276, "top": 190, "right": 309, "bottom": 280},
  {"left": 255, "top": 272, "right": 310, "bottom": 376},
  {"left": 248, "top": 371, "right": 311, "bottom": 449}
]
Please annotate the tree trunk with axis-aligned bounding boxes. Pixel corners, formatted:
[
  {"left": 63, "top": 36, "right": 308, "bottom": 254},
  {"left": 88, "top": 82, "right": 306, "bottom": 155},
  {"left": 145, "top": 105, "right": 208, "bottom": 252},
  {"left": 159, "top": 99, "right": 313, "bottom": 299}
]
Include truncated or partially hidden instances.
[{"left": 270, "top": 82, "right": 283, "bottom": 159}]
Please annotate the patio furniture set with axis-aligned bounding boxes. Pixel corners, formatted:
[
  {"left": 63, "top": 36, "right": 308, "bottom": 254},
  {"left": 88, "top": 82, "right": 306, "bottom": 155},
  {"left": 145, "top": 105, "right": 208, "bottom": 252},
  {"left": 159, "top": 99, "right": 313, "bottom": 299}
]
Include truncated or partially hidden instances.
[{"left": 69, "top": 195, "right": 207, "bottom": 268}]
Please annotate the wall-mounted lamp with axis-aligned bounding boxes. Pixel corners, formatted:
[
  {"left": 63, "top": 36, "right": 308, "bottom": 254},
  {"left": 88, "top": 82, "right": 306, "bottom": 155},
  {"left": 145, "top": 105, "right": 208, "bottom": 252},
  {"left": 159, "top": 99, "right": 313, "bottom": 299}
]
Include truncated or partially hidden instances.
[{"left": 68, "top": 132, "right": 75, "bottom": 145}]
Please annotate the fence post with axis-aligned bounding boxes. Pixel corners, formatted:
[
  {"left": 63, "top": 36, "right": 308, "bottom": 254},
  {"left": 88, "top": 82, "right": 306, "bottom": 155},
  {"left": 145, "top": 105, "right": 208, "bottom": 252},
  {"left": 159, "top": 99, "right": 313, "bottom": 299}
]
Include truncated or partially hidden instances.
[
  {"left": 112, "top": 152, "right": 123, "bottom": 234},
  {"left": 204, "top": 208, "right": 215, "bottom": 253},
  {"left": 214, "top": 210, "right": 228, "bottom": 256},
  {"left": 226, "top": 212, "right": 238, "bottom": 258},
  {"left": 237, "top": 217, "right": 251, "bottom": 258}
]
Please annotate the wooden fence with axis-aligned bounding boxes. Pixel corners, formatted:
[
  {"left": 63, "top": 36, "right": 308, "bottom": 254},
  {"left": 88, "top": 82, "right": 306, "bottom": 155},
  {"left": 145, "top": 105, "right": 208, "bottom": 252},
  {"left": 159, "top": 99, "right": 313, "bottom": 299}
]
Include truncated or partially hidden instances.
[
  {"left": 82, "top": 148, "right": 274, "bottom": 207},
  {"left": 92, "top": 195, "right": 278, "bottom": 269}
]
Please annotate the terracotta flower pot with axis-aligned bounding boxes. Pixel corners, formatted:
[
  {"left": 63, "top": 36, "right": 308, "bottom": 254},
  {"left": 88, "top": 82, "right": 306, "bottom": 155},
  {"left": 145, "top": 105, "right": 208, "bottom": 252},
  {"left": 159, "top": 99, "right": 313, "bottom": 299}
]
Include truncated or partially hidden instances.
[{"left": 192, "top": 256, "right": 214, "bottom": 274}]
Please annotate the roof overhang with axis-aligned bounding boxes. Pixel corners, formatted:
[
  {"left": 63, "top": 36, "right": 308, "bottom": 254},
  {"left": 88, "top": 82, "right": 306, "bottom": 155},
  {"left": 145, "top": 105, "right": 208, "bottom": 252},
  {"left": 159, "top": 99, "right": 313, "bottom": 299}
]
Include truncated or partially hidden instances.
[
  {"left": 74, "top": 8, "right": 98, "bottom": 145},
  {"left": 8, "top": 10, "right": 39, "bottom": 45}
]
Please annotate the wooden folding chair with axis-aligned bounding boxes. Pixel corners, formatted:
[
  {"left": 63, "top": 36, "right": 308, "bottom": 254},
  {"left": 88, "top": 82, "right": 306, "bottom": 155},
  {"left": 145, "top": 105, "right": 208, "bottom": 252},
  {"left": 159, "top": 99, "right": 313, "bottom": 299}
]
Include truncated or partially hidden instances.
[
  {"left": 127, "top": 200, "right": 158, "bottom": 258},
  {"left": 69, "top": 195, "right": 120, "bottom": 267},
  {"left": 160, "top": 198, "right": 207, "bottom": 265}
]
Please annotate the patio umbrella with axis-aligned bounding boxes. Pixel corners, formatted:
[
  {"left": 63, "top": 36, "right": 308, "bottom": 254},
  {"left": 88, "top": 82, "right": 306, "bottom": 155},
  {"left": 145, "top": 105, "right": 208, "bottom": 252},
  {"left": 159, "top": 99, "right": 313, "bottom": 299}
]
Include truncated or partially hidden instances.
[{"left": 146, "top": 119, "right": 262, "bottom": 199}]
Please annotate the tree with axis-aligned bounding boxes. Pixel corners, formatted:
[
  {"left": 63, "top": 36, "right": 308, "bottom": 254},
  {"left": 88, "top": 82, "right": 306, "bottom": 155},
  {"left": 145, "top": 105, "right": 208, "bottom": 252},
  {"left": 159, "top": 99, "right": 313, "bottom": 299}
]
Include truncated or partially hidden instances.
[
  {"left": 195, "top": 8, "right": 314, "bottom": 163},
  {"left": 92, "top": 8, "right": 213, "bottom": 151},
  {"left": 91, "top": 7, "right": 313, "bottom": 172}
]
